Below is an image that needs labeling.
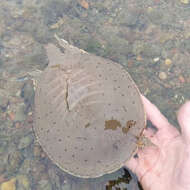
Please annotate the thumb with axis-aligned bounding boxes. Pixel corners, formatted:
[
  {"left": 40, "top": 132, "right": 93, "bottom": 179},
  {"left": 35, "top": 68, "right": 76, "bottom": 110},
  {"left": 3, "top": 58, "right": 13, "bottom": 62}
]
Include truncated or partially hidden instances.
[{"left": 177, "top": 101, "right": 190, "bottom": 143}]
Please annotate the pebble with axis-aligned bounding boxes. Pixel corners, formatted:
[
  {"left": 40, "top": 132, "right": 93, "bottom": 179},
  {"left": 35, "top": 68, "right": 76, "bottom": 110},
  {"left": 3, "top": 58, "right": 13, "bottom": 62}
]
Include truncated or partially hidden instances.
[
  {"left": 7, "top": 103, "right": 26, "bottom": 122},
  {"left": 50, "top": 18, "right": 64, "bottom": 29},
  {"left": 159, "top": 72, "right": 167, "bottom": 80},
  {"left": 20, "top": 81, "right": 35, "bottom": 113},
  {"left": 33, "top": 144, "right": 42, "bottom": 158},
  {"left": 153, "top": 57, "right": 159, "bottom": 62},
  {"left": 78, "top": 0, "right": 89, "bottom": 9},
  {"left": 0, "top": 93, "right": 9, "bottom": 111},
  {"left": 180, "top": 0, "right": 189, "bottom": 4},
  {"left": 61, "top": 183, "right": 71, "bottom": 190},
  {"left": 0, "top": 178, "right": 16, "bottom": 190},
  {"left": 0, "top": 141, "right": 8, "bottom": 154},
  {"left": 7, "top": 112, "right": 15, "bottom": 121},
  {"left": 21, "top": 82, "right": 34, "bottom": 106},
  {"left": 48, "top": 167, "right": 62, "bottom": 190},
  {"left": 36, "top": 179, "right": 52, "bottom": 190},
  {"left": 13, "top": 104, "right": 26, "bottom": 122},
  {"left": 178, "top": 75, "right": 185, "bottom": 83},
  {"left": 16, "top": 175, "right": 30, "bottom": 190},
  {"left": 31, "top": 162, "right": 47, "bottom": 182},
  {"left": 13, "top": 121, "right": 22, "bottom": 129},
  {"left": 0, "top": 157, "right": 6, "bottom": 174},
  {"left": 164, "top": 58, "right": 172, "bottom": 65},
  {"left": 6, "top": 151, "right": 23, "bottom": 174},
  {"left": 0, "top": 175, "right": 6, "bottom": 184},
  {"left": 18, "top": 135, "right": 33, "bottom": 149},
  {"left": 136, "top": 55, "right": 143, "bottom": 61}
]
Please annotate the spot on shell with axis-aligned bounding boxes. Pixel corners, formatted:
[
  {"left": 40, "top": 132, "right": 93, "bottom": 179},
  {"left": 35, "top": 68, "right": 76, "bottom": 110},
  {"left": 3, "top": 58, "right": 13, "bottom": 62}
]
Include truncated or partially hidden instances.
[{"left": 104, "top": 120, "right": 121, "bottom": 130}]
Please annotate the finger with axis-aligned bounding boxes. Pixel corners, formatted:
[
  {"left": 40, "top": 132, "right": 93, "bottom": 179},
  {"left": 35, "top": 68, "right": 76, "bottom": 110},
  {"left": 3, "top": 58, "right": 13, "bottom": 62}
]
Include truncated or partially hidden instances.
[
  {"left": 141, "top": 95, "right": 180, "bottom": 145},
  {"left": 141, "top": 95, "right": 171, "bottom": 130},
  {"left": 177, "top": 101, "right": 190, "bottom": 143}
]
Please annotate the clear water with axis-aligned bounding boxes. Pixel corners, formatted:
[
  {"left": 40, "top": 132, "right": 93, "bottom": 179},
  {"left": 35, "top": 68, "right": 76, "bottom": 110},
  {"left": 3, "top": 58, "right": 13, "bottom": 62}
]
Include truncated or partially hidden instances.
[{"left": 0, "top": 0, "right": 190, "bottom": 189}]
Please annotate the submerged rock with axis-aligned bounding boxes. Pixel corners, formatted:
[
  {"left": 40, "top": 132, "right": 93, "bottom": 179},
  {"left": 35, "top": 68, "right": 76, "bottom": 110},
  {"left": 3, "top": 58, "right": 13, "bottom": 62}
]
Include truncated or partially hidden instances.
[
  {"left": 0, "top": 178, "right": 16, "bottom": 190},
  {"left": 36, "top": 179, "right": 52, "bottom": 190},
  {"left": 16, "top": 175, "right": 30, "bottom": 190},
  {"left": 6, "top": 151, "right": 23, "bottom": 174},
  {"left": 18, "top": 134, "right": 33, "bottom": 149}
]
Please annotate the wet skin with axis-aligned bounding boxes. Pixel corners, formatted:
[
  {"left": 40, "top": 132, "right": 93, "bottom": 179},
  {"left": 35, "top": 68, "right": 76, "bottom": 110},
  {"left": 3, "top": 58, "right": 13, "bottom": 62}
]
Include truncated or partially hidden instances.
[{"left": 126, "top": 95, "right": 190, "bottom": 190}]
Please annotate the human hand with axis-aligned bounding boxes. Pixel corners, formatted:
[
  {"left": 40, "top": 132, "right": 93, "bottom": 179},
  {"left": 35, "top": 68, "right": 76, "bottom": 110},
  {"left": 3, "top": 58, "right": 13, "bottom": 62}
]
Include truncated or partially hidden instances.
[{"left": 125, "top": 95, "right": 190, "bottom": 190}]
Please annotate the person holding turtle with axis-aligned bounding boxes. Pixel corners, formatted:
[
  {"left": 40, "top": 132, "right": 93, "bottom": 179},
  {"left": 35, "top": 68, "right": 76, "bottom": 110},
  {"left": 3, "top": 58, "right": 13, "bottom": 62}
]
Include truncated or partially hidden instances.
[{"left": 126, "top": 96, "right": 190, "bottom": 190}]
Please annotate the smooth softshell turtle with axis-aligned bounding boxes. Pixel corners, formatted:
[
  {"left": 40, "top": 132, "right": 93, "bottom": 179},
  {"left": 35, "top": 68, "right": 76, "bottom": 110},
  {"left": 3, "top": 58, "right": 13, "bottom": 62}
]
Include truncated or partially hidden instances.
[{"left": 34, "top": 36, "right": 146, "bottom": 178}]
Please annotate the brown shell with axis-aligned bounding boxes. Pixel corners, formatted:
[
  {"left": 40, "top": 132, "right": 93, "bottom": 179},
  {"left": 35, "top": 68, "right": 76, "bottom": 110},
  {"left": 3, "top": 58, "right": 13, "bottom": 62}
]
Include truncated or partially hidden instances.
[{"left": 34, "top": 40, "right": 145, "bottom": 178}]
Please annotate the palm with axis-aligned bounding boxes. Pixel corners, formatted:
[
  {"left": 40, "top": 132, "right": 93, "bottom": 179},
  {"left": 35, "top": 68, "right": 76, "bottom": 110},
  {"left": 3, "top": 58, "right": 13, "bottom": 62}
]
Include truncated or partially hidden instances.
[{"left": 126, "top": 96, "right": 190, "bottom": 190}]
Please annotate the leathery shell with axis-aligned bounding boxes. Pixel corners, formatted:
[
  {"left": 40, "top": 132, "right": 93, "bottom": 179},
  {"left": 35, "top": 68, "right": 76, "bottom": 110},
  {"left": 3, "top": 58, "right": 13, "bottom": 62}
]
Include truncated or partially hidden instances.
[{"left": 34, "top": 38, "right": 146, "bottom": 178}]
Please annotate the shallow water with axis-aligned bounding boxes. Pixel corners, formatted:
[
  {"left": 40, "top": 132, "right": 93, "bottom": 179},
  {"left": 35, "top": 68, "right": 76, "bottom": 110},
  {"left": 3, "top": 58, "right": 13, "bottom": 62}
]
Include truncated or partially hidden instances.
[{"left": 0, "top": 0, "right": 190, "bottom": 189}]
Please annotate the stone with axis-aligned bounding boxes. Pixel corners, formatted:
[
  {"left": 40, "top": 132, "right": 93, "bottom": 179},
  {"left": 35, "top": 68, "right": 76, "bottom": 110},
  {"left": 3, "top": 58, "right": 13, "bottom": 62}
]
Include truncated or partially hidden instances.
[
  {"left": 18, "top": 135, "right": 33, "bottom": 149},
  {"left": 0, "top": 178, "right": 16, "bottom": 190}
]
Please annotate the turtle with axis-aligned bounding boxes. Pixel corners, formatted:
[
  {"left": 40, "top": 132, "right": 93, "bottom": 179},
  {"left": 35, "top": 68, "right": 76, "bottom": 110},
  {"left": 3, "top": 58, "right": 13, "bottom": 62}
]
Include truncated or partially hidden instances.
[{"left": 33, "top": 35, "right": 146, "bottom": 178}]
